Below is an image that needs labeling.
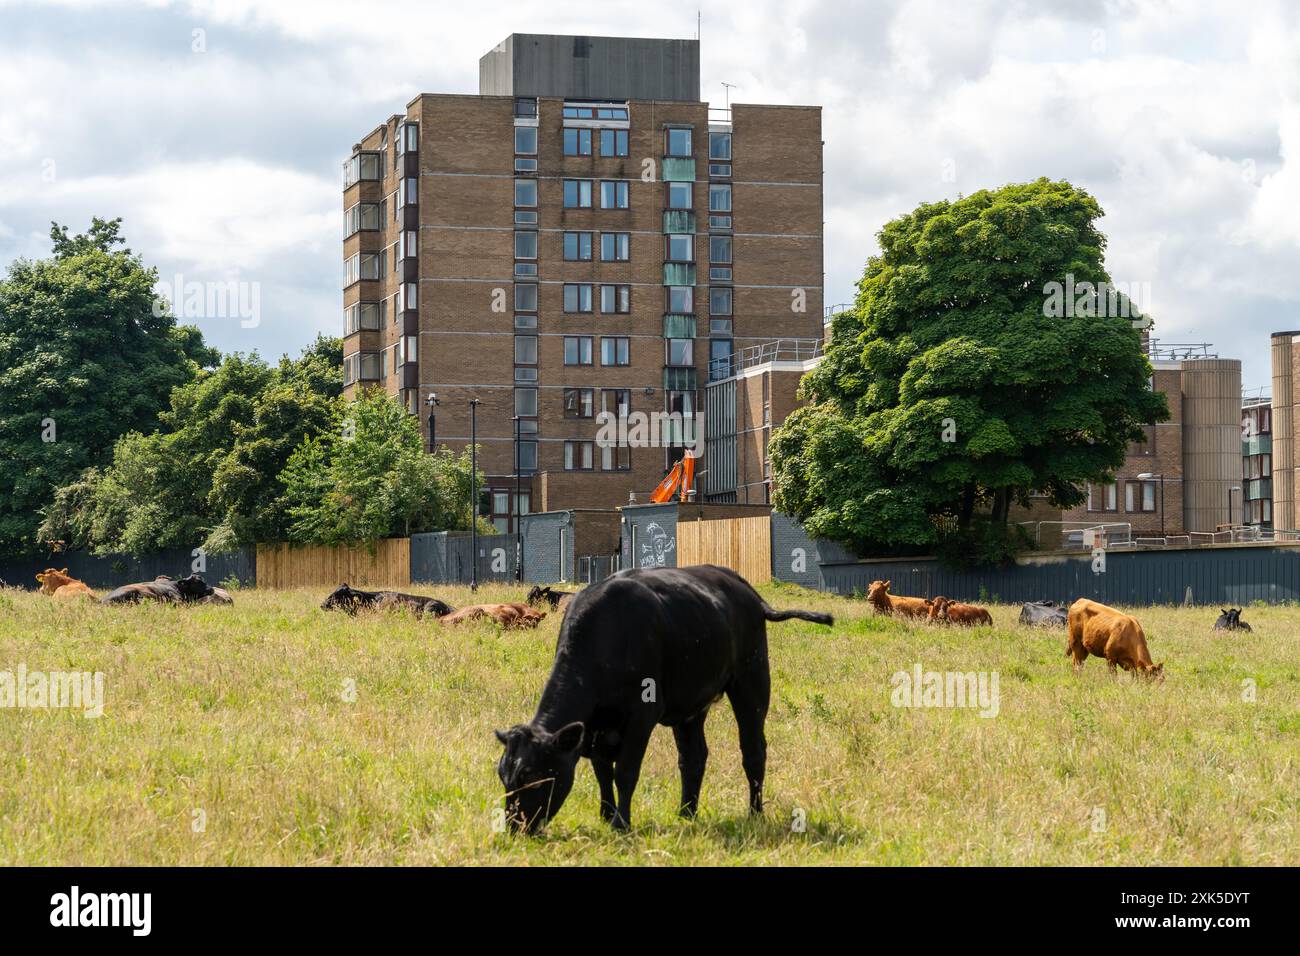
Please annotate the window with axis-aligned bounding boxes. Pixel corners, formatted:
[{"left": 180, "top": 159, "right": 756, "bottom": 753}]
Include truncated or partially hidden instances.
[
  {"left": 343, "top": 351, "right": 381, "bottom": 383},
  {"left": 514, "top": 126, "right": 537, "bottom": 155},
  {"left": 515, "top": 210, "right": 538, "bottom": 225},
  {"left": 514, "top": 97, "right": 537, "bottom": 117},
  {"left": 514, "top": 179, "right": 537, "bottom": 207},
  {"left": 563, "top": 388, "right": 595, "bottom": 419},
  {"left": 667, "top": 339, "right": 694, "bottom": 366},
  {"left": 563, "top": 231, "right": 593, "bottom": 261},
  {"left": 564, "top": 441, "right": 595, "bottom": 471},
  {"left": 399, "top": 230, "right": 417, "bottom": 260},
  {"left": 395, "top": 122, "right": 418, "bottom": 155},
  {"left": 514, "top": 314, "right": 537, "bottom": 330},
  {"left": 563, "top": 179, "right": 593, "bottom": 208},
  {"left": 666, "top": 182, "right": 693, "bottom": 209},
  {"left": 601, "top": 336, "right": 630, "bottom": 366},
  {"left": 601, "top": 232, "right": 630, "bottom": 261},
  {"left": 600, "top": 180, "right": 629, "bottom": 209},
  {"left": 396, "top": 177, "right": 418, "bottom": 208},
  {"left": 602, "top": 388, "right": 631, "bottom": 417},
  {"left": 344, "top": 253, "right": 380, "bottom": 286},
  {"left": 599, "top": 129, "right": 629, "bottom": 157},
  {"left": 1088, "top": 482, "right": 1118, "bottom": 512},
  {"left": 518, "top": 440, "right": 538, "bottom": 471},
  {"left": 344, "top": 303, "right": 380, "bottom": 335},
  {"left": 665, "top": 127, "right": 693, "bottom": 157},
  {"left": 514, "top": 335, "right": 538, "bottom": 365},
  {"left": 666, "top": 234, "right": 694, "bottom": 262},
  {"left": 514, "top": 231, "right": 537, "bottom": 260},
  {"left": 709, "top": 183, "right": 732, "bottom": 212},
  {"left": 600, "top": 284, "right": 631, "bottom": 314},
  {"left": 667, "top": 286, "right": 694, "bottom": 313},
  {"left": 709, "top": 286, "right": 733, "bottom": 315},
  {"left": 710, "top": 235, "right": 732, "bottom": 264},
  {"left": 343, "top": 152, "right": 381, "bottom": 187},
  {"left": 709, "top": 132, "right": 731, "bottom": 161},
  {"left": 344, "top": 203, "right": 379, "bottom": 237},
  {"left": 563, "top": 103, "right": 628, "bottom": 120},
  {"left": 709, "top": 339, "right": 734, "bottom": 380},
  {"left": 514, "top": 283, "right": 537, "bottom": 312},
  {"left": 601, "top": 444, "right": 631, "bottom": 471},
  {"left": 563, "top": 128, "right": 592, "bottom": 156},
  {"left": 514, "top": 387, "right": 538, "bottom": 416},
  {"left": 709, "top": 317, "right": 732, "bottom": 335},
  {"left": 1125, "top": 480, "right": 1158, "bottom": 513},
  {"left": 563, "top": 284, "right": 594, "bottom": 313},
  {"left": 564, "top": 336, "right": 594, "bottom": 365}
]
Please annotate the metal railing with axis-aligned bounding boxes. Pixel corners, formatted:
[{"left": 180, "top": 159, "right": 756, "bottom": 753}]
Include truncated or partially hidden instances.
[
  {"left": 1147, "top": 340, "right": 1218, "bottom": 362},
  {"left": 823, "top": 303, "right": 852, "bottom": 324},
  {"left": 1242, "top": 385, "right": 1272, "bottom": 408},
  {"left": 708, "top": 338, "right": 824, "bottom": 381}
]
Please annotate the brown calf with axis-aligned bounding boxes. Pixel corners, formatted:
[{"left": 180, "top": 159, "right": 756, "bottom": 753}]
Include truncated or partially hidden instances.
[
  {"left": 35, "top": 568, "right": 95, "bottom": 600},
  {"left": 1066, "top": 598, "right": 1164, "bottom": 681},
  {"left": 866, "top": 579, "right": 931, "bottom": 620},
  {"left": 928, "top": 596, "right": 993, "bottom": 626}
]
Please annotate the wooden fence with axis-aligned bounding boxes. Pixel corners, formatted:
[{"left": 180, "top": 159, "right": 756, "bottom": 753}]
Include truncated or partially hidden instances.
[
  {"left": 255, "top": 539, "right": 411, "bottom": 589},
  {"left": 677, "top": 515, "right": 772, "bottom": 584}
]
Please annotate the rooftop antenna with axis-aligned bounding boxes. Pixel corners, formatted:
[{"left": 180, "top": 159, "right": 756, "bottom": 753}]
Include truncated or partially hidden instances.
[
  {"left": 697, "top": 9, "right": 701, "bottom": 41},
  {"left": 721, "top": 81, "right": 739, "bottom": 110}
]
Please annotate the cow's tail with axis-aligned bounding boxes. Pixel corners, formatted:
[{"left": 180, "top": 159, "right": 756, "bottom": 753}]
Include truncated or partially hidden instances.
[{"left": 762, "top": 603, "right": 833, "bottom": 626}]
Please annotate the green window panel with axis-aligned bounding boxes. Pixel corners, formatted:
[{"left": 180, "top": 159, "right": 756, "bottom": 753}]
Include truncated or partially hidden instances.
[
  {"left": 661, "top": 158, "right": 696, "bottom": 183},
  {"left": 663, "top": 314, "right": 698, "bottom": 338}
]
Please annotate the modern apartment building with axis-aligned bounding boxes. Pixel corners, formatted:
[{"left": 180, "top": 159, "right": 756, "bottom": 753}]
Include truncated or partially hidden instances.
[
  {"left": 1241, "top": 389, "right": 1272, "bottom": 529},
  {"left": 341, "top": 34, "right": 824, "bottom": 529}
]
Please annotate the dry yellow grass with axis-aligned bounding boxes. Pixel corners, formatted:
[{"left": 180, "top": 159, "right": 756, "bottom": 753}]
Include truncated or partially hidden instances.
[{"left": 0, "top": 581, "right": 1296, "bottom": 865}]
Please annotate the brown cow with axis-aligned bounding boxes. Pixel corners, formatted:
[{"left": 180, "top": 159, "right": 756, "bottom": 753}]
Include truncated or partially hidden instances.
[
  {"left": 866, "top": 580, "right": 931, "bottom": 620},
  {"left": 439, "top": 603, "right": 546, "bottom": 629},
  {"left": 35, "top": 568, "right": 95, "bottom": 600},
  {"left": 928, "top": 596, "right": 993, "bottom": 626},
  {"left": 1066, "top": 598, "right": 1164, "bottom": 681}
]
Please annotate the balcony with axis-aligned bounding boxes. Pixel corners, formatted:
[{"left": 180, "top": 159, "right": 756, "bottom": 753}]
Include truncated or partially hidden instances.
[
  {"left": 663, "top": 314, "right": 697, "bottom": 338},
  {"left": 661, "top": 157, "right": 696, "bottom": 182},
  {"left": 663, "top": 262, "right": 696, "bottom": 286}
]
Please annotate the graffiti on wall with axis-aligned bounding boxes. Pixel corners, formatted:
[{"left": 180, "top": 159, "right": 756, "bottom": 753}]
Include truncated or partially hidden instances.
[{"left": 638, "top": 522, "right": 676, "bottom": 568}]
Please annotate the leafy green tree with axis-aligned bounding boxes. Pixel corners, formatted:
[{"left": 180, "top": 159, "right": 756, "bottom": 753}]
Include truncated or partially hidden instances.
[
  {"left": 280, "top": 388, "right": 487, "bottom": 545},
  {"left": 771, "top": 178, "right": 1169, "bottom": 556},
  {"left": 0, "top": 218, "right": 217, "bottom": 554}
]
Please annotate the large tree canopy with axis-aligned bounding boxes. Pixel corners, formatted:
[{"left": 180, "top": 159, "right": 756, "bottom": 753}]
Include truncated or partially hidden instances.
[
  {"left": 0, "top": 218, "right": 217, "bottom": 554},
  {"left": 770, "top": 178, "right": 1169, "bottom": 556}
]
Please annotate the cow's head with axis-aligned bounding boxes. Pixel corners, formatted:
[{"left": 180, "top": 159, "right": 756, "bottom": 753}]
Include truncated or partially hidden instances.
[
  {"left": 321, "top": 584, "right": 360, "bottom": 612},
  {"left": 525, "top": 585, "right": 546, "bottom": 608},
  {"left": 928, "top": 596, "right": 948, "bottom": 620},
  {"left": 866, "top": 580, "right": 891, "bottom": 603},
  {"left": 36, "top": 568, "right": 71, "bottom": 595},
  {"left": 494, "top": 721, "right": 584, "bottom": 833},
  {"left": 175, "top": 573, "right": 214, "bottom": 601}
]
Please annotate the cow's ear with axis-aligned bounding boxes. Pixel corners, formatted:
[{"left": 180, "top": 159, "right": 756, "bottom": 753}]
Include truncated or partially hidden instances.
[
  {"left": 552, "top": 721, "right": 584, "bottom": 754},
  {"left": 494, "top": 728, "right": 510, "bottom": 746},
  {"left": 61, "top": 568, "right": 68, "bottom": 575}
]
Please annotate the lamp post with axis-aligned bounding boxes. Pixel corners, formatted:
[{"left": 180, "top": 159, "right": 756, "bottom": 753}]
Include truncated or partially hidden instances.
[
  {"left": 469, "top": 397, "right": 481, "bottom": 592},
  {"left": 1229, "top": 484, "right": 1241, "bottom": 532},
  {"left": 513, "top": 414, "right": 522, "bottom": 582},
  {"left": 424, "top": 392, "right": 440, "bottom": 452},
  {"left": 1137, "top": 472, "right": 1165, "bottom": 537}
]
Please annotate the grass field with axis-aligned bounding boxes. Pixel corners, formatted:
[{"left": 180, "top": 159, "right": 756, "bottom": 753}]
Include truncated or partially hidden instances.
[{"left": 1, "top": 580, "right": 1297, "bottom": 865}]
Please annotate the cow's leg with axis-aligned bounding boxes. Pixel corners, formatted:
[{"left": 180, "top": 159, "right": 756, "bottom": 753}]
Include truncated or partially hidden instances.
[
  {"left": 610, "top": 721, "right": 656, "bottom": 831},
  {"left": 727, "top": 663, "right": 771, "bottom": 815},
  {"left": 672, "top": 714, "right": 709, "bottom": 818},
  {"left": 590, "top": 754, "right": 617, "bottom": 823}
]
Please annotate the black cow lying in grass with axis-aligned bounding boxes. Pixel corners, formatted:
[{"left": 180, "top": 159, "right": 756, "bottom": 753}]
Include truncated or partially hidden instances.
[
  {"left": 1019, "top": 601, "right": 1069, "bottom": 627},
  {"left": 526, "top": 585, "right": 576, "bottom": 612},
  {"left": 1213, "top": 607, "right": 1252, "bottom": 632},
  {"left": 101, "top": 576, "right": 183, "bottom": 604},
  {"left": 320, "top": 583, "right": 453, "bottom": 618},
  {"left": 175, "top": 573, "right": 234, "bottom": 604},
  {"left": 495, "top": 564, "right": 834, "bottom": 833}
]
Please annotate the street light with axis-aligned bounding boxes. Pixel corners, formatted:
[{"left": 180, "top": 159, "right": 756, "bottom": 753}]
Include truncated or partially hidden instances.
[
  {"left": 1229, "top": 484, "right": 1241, "bottom": 531},
  {"left": 1136, "top": 472, "right": 1165, "bottom": 537},
  {"left": 424, "top": 392, "right": 440, "bottom": 452},
  {"left": 469, "top": 398, "right": 481, "bottom": 592}
]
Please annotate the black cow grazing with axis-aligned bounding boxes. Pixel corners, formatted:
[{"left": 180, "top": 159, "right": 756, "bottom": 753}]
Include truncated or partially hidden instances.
[
  {"left": 320, "top": 583, "right": 452, "bottom": 618},
  {"left": 526, "top": 585, "right": 576, "bottom": 612},
  {"left": 100, "top": 576, "right": 183, "bottom": 605},
  {"left": 1019, "top": 601, "right": 1069, "bottom": 627},
  {"left": 495, "top": 564, "right": 834, "bottom": 833},
  {"left": 1214, "top": 607, "right": 1252, "bottom": 632}
]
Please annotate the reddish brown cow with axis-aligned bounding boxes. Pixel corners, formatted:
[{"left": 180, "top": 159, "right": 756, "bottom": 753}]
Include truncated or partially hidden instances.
[
  {"left": 866, "top": 580, "right": 931, "bottom": 620},
  {"left": 928, "top": 596, "right": 993, "bottom": 626},
  {"left": 439, "top": 603, "right": 546, "bottom": 629},
  {"left": 1067, "top": 598, "right": 1164, "bottom": 681}
]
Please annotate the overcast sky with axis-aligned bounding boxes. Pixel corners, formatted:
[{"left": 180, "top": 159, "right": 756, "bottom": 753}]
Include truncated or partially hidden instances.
[{"left": 2, "top": 0, "right": 1297, "bottom": 387}]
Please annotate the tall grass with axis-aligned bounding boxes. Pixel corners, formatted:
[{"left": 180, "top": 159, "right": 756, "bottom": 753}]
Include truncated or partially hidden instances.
[{"left": 0, "top": 581, "right": 1295, "bottom": 865}]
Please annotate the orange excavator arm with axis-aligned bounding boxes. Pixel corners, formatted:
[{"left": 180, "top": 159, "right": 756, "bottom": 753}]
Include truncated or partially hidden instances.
[{"left": 648, "top": 454, "right": 698, "bottom": 504}]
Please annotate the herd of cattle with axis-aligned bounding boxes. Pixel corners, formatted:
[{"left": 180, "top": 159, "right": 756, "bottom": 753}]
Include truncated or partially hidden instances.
[{"left": 25, "top": 562, "right": 1260, "bottom": 832}]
